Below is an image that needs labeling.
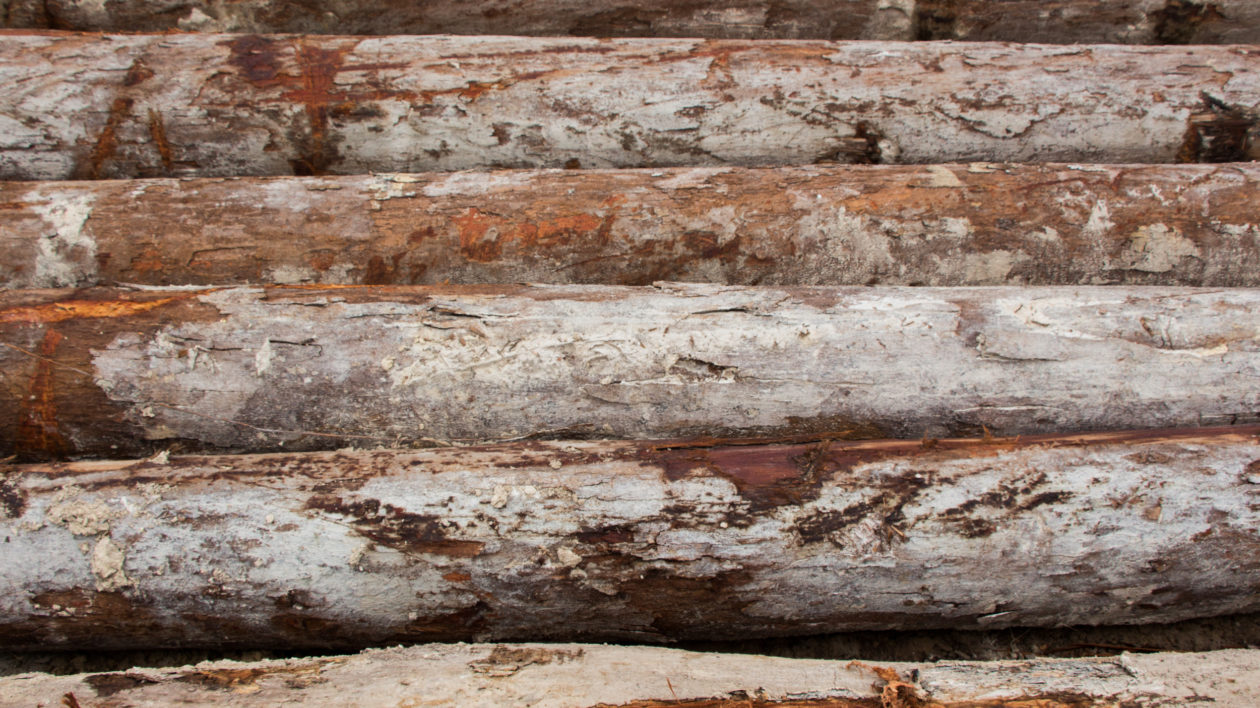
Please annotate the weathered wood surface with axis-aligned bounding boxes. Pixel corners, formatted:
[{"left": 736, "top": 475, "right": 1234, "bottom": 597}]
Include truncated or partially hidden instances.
[
  {"left": 2, "top": 284, "right": 1259, "bottom": 460},
  {"left": 4, "top": 0, "right": 1259, "bottom": 45},
  {"left": 1, "top": 34, "right": 1256, "bottom": 181},
  {"left": 2, "top": 427, "right": 1259, "bottom": 648},
  {"left": 4, "top": 645, "right": 1260, "bottom": 708},
  {"left": 5, "top": 163, "right": 1260, "bottom": 289}
]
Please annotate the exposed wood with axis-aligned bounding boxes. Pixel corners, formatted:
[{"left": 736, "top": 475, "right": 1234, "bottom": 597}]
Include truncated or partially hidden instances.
[
  {"left": 2, "top": 427, "right": 1259, "bottom": 649},
  {"left": 1, "top": 284, "right": 1258, "bottom": 459},
  {"left": 1, "top": 34, "right": 1256, "bottom": 181},
  {"left": 5, "top": 163, "right": 1260, "bottom": 289},
  {"left": 5, "top": 0, "right": 1260, "bottom": 45},
  {"left": 3, "top": 645, "right": 1260, "bottom": 707}
]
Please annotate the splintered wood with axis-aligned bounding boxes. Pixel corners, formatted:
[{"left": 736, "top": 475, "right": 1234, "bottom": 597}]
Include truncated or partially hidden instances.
[
  {"left": 1, "top": 428, "right": 1258, "bottom": 648},
  {"left": 2, "top": 163, "right": 1258, "bottom": 289},
  {"left": 0, "top": 35, "right": 1256, "bottom": 180},
  {"left": 1, "top": 285, "right": 1258, "bottom": 459}
]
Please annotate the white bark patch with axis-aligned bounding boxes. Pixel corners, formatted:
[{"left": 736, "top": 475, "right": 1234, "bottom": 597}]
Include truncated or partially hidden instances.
[
  {"left": 27, "top": 188, "right": 97, "bottom": 288},
  {"left": 1119, "top": 224, "right": 1201, "bottom": 273}
]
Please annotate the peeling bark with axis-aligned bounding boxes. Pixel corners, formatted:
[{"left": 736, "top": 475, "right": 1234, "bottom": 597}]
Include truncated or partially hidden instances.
[
  {"left": 1, "top": 427, "right": 1259, "bottom": 648},
  {"left": 1, "top": 284, "right": 1258, "bottom": 459},
  {"left": 4, "top": 645, "right": 1260, "bottom": 707},
  {"left": 3, "top": 163, "right": 1260, "bottom": 289},
  {"left": 0, "top": 34, "right": 1256, "bottom": 181},
  {"left": 4, "top": 0, "right": 1260, "bottom": 45}
]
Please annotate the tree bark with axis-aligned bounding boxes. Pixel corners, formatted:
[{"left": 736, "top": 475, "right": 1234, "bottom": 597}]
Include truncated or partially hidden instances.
[
  {"left": 4, "top": 0, "right": 1259, "bottom": 45},
  {"left": 3, "top": 644, "right": 1260, "bottom": 707},
  {"left": 4, "top": 163, "right": 1260, "bottom": 289},
  {"left": 1, "top": 284, "right": 1258, "bottom": 459},
  {"left": 1, "top": 34, "right": 1256, "bottom": 181},
  {"left": 1, "top": 427, "right": 1259, "bottom": 649}
]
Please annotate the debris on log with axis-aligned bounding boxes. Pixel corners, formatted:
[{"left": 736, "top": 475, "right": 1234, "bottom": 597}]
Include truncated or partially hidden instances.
[
  {"left": 4, "top": 0, "right": 1259, "bottom": 45},
  {"left": 1, "top": 34, "right": 1256, "bottom": 180},
  {"left": 1, "top": 284, "right": 1258, "bottom": 459},
  {"left": 1, "top": 426, "right": 1259, "bottom": 650},
  {"left": 4, "top": 163, "right": 1259, "bottom": 289},
  {"left": 3, "top": 644, "right": 1260, "bottom": 707}
]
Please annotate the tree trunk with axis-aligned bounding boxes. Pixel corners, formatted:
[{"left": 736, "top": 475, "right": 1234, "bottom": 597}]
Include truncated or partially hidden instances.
[
  {"left": 3, "top": 644, "right": 1259, "bottom": 707},
  {"left": 4, "top": 163, "right": 1259, "bottom": 289},
  {"left": 1, "top": 427, "right": 1259, "bottom": 649},
  {"left": 1, "top": 35, "right": 1256, "bottom": 181},
  {"left": 5, "top": 0, "right": 1259, "bottom": 45},
  {"left": 2, "top": 284, "right": 1258, "bottom": 459}
]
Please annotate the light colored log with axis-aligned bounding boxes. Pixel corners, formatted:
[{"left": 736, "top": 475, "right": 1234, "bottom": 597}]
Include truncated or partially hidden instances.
[
  {"left": 3, "top": 644, "right": 1260, "bottom": 707},
  {"left": 5, "top": 0, "right": 1260, "bottom": 45},
  {"left": 1, "top": 427, "right": 1259, "bottom": 648},
  {"left": 1, "top": 285, "right": 1258, "bottom": 459},
  {"left": 4, "top": 163, "right": 1260, "bottom": 289},
  {"left": 3, "top": 284, "right": 1259, "bottom": 459},
  {"left": 1, "top": 34, "right": 1256, "bottom": 181}
]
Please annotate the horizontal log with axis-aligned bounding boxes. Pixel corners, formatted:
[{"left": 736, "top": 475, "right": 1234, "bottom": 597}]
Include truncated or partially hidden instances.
[
  {"left": 4, "top": 0, "right": 1259, "bottom": 45},
  {"left": 3, "top": 645, "right": 1260, "bottom": 707},
  {"left": 5, "top": 163, "right": 1260, "bottom": 289},
  {"left": 1, "top": 34, "right": 1257, "bottom": 181},
  {"left": 1, "top": 427, "right": 1259, "bottom": 648},
  {"left": 2, "top": 284, "right": 1259, "bottom": 459}
]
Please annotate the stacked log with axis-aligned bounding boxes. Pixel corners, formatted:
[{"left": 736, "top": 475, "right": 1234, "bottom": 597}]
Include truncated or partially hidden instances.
[
  {"left": 1, "top": 427, "right": 1259, "bottom": 649},
  {"left": 2, "top": 644, "right": 1259, "bottom": 706},
  {"left": 2, "top": 285, "right": 1258, "bottom": 459},
  {"left": 1, "top": 36, "right": 1256, "bottom": 181},
  {"left": 4, "top": 0, "right": 1259, "bottom": 44},
  {"left": 3, "top": 164, "right": 1259, "bottom": 289}
]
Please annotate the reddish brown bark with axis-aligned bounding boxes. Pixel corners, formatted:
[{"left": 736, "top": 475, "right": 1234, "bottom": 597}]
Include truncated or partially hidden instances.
[{"left": 3, "top": 164, "right": 1258, "bottom": 289}]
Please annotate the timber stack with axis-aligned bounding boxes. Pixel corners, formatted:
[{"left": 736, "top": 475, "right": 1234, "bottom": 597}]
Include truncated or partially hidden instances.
[{"left": 0, "top": 1, "right": 1258, "bottom": 705}]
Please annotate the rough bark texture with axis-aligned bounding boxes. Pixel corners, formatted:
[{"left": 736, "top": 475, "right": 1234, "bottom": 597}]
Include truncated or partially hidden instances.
[
  {"left": 4, "top": 0, "right": 1260, "bottom": 45},
  {"left": 1, "top": 284, "right": 1258, "bottom": 460},
  {"left": 1, "top": 427, "right": 1259, "bottom": 649},
  {"left": 3, "top": 645, "right": 1260, "bottom": 707},
  {"left": 1, "top": 34, "right": 1257, "bottom": 181},
  {"left": 4, "top": 163, "right": 1260, "bottom": 289}
]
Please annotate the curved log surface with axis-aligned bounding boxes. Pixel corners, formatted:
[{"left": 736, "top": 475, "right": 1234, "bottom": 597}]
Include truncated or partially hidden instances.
[
  {"left": 1, "top": 284, "right": 1258, "bottom": 460},
  {"left": 4, "top": 163, "right": 1260, "bottom": 289},
  {"left": 3, "top": 0, "right": 1259, "bottom": 45},
  {"left": 1, "top": 34, "right": 1257, "bottom": 181},
  {"left": 1, "top": 427, "right": 1259, "bottom": 648},
  {"left": 3, "top": 645, "right": 1260, "bottom": 707}
]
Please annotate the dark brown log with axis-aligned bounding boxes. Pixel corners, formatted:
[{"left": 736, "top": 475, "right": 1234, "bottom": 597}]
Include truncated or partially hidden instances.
[
  {"left": 1, "top": 427, "right": 1259, "bottom": 649},
  {"left": 1, "top": 284, "right": 1258, "bottom": 460},
  {"left": 4, "top": 0, "right": 1259, "bottom": 45},
  {"left": 4, "top": 163, "right": 1259, "bottom": 289},
  {"left": 3, "top": 644, "right": 1259, "bottom": 706},
  {"left": 1, "top": 34, "right": 1256, "bottom": 181}
]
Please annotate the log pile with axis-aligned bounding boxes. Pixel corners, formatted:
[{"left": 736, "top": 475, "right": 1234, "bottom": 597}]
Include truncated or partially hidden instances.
[{"left": 1, "top": 0, "right": 1259, "bottom": 702}]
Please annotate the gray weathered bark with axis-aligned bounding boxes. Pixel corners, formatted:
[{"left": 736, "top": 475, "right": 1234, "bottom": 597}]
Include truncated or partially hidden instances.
[
  {"left": 5, "top": 0, "right": 1260, "bottom": 45},
  {"left": 3, "top": 644, "right": 1260, "bottom": 707},
  {"left": 1, "top": 34, "right": 1256, "bottom": 181},
  {"left": 4, "top": 163, "right": 1259, "bottom": 289},
  {"left": 2, "top": 427, "right": 1259, "bottom": 649},
  {"left": 2, "top": 284, "right": 1258, "bottom": 459}
]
